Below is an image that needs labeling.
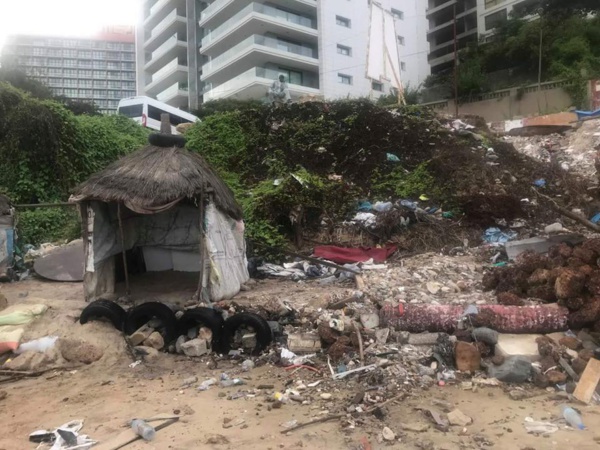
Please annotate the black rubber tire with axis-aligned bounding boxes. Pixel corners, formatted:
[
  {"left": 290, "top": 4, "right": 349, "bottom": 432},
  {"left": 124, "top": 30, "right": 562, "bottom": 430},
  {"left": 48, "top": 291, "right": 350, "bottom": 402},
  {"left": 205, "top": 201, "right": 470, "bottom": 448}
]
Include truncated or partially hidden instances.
[
  {"left": 124, "top": 302, "right": 178, "bottom": 344},
  {"left": 79, "top": 299, "right": 127, "bottom": 331},
  {"left": 148, "top": 133, "right": 186, "bottom": 148},
  {"left": 178, "top": 307, "right": 224, "bottom": 349},
  {"left": 221, "top": 312, "right": 273, "bottom": 355}
]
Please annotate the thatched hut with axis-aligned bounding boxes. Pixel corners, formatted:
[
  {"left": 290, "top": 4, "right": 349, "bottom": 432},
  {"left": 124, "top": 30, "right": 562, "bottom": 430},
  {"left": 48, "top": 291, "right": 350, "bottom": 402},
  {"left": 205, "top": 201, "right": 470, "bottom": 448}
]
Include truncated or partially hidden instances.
[{"left": 70, "top": 116, "right": 248, "bottom": 302}]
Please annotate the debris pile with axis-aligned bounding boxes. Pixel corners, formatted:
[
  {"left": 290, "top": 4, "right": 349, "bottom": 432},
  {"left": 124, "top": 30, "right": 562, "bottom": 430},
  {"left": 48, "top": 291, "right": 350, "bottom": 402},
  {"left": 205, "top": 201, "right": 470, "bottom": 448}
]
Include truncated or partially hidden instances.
[{"left": 484, "top": 239, "right": 600, "bottom": 330}]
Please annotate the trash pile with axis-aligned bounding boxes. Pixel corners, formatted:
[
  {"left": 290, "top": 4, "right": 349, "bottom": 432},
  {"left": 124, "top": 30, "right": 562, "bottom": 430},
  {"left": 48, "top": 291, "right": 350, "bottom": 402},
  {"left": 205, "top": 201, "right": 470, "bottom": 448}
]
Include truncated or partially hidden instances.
[{"left": 484, "top": 238, "right": 600, "bottom": 329}]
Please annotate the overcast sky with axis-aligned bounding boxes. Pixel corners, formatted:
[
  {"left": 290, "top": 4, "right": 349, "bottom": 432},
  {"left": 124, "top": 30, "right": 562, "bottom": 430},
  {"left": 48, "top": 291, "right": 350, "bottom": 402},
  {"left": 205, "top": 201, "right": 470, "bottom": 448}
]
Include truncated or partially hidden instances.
[{"left": 0, "top": 0, "right": 140, "bottom": 50}]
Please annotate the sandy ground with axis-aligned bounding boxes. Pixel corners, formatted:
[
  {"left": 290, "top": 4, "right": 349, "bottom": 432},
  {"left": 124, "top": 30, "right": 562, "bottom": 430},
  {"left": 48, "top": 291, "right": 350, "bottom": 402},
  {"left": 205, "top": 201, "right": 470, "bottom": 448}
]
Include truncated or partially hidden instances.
[{"left": 1, "top": 274, "right": 600, "bottom": 450}]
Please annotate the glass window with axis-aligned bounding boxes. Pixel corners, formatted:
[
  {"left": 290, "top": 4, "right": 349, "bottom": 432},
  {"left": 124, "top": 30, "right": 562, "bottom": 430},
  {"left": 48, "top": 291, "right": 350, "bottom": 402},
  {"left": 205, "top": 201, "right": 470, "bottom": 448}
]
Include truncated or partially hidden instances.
[
  {"left": 108, "top": 100, "right": 119, "bottom": 108},
  {"left": 277, "top": 67, "right": 303, "bottom": 85},
  {"left": 106, "top": 42, "right": 119, "bottom": 50},
  {"left": 33, "top": 47, "right": 46, "bottom": 56},
  {"left": 93, "top": 70, "right": 107, "bottom": 78},
  {"left": 64, "top": 68, "right": 77, "bottom": 77},
  {"left": 391, "top": 9, "right": 404, "bottom": 20},
  {"left": 122, "top": 52, "right": 135, "bottom": 61},
  {"left": 123, "top": 43, "right": 134, "bottom": 52},
  {"left": 118, "top": 104, "right": 143, "bottom": 118},
  {"left": 401, "top": 62, "right": 406, "bottom": 71},
  {"left": 79, "top": 50, "right": 92, "bottom": 58},
  {"left": 64, "top": 88, "right": 78, "bottom": 96},
  {"left": 80, "top": 89, "right": 93, "bottom": 97},
  {"left": 64, "top": 79, "right": 78, "bottom": 87},
  {"left": 79, "top": 60, "right": 92, "bottom": 68},
  {"left": 108, "top": 71, "right": 120, "bottom": 79},
  {"left": 485, "top": 0, "right": 503, "bottom": 9},
  {"left": 31, "top": 57, "right": 46, "bottom": 65},
  {"left": 124, "top": 90, "right": 136, "bottom": 97},
  {"left": 336, "top": 16, "right": 350, "bottom": 27},
  {"left": 64, "top": 58, "right": 77, "bottom": 67},
  {"left": 337, "top": 45, "right": 351, "bottom": 56},
  {"left": 93, "top": 61, "right": 107, "bottom": 69},
  {"left": 125, "top": 72, "right": 135, "bottom": 80},
  {"left": 93, "top": 51, "right": 105, "bottom": 59},
  {"left": 94, "top": 79, "right": 108, "bottom": 88},
  {"left": 64, "top": 40, "right": 77, "bottom": 47},
  {"left": 122, "top": 62, "right": 134, "bottom": 70},
  {"left": 93, "top": 89, "right": 107, "bottom": 98},
  {"left": 78, "top": 69, "right": 92, "bottom": 78},
  {"left": 108, "top": 91, "right": 121, "bottom": 99},
  {"left": 372, "top": 81, "right": 383, "bottom": 92},
  {"left": 123, "top": 81, "right": 135, "bottom": 89},
  {"left": 107, "top": 61, "right": 120, "bottom": 70},
  {"left": 338, "top": 73, "right": 352, "bottom": 85},
  {"left": 49, "top": 68, "right": 62, "bottom": 76},
  {"left": 64, "top": 49, "right": 77, "bottom": 57},
  {"left": 108, "top": 80, "right": 122, "bottom": 88},
  {"left": 485, "top": 9, "right": 508, "bottom": 30},
  {"left": 51, "top": 88, "right": 64, "bottom": 96},
  {"left": 148, "top": 105, "right": 192, "bottom": 125},
  {"left": 397, "top": 36, "right": 405, "bottom": 46},
  {"left": 48, "top": 78, "right": 62, "bottom": 87},
  {"left": 79, "top": 79, "right": 93, "bottom": 87},
  {"left": 106, "top": 51, "right": 120, "bottom": 60},
  {"left": 48, "top": 49, "right": 62, "bottom": 57}
]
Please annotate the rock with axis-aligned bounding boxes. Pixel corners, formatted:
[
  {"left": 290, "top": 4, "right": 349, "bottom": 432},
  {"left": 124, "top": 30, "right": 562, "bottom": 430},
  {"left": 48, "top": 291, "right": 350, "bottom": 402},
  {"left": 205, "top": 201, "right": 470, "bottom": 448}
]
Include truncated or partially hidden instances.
[
  {"left": 359, "top": 312, "right": 379, "bottom": 329},
  {"left": 175, "top": 335, "right": 187, "bottom": 354},
  {"left": 533, "top": 372, "right": 549, "bottom": 388},
  {"left": 401, "top": 422, "right": 430, "bottom": 432},
  {"left": 135, "top": 346, "right": 160, "bottom": 362},
  {"left": 241, "top": 333, "right": 257, "bottom": 350},
  {"left": 187, "top": 327, "right": 199, "bottom": 339},
  {"left": 536, "top": 336, "right": 558, "bottom": 358},
  {"left": 375, "top": 328, "right": 390, "bottom": 344},
  {"left": 196, "top": 326, "right": 212, "bottom": 342},
  {"left": 382, "top": 426, "right": 396, "bottom": 441},
  {"left": 572, "top": 358, "right": 588, "bottom": 374},
  {"left": 59, "top": 339, "right": 103, "bottom": 364},
  {"left": 205, "top": 434, "right": 230, "bottom": 445},
  {"left": 3, "top": 349, "right": 59, "bottom": 371},
  {"left": 143, "top": 332, "right": 164, "bottom": 350},
  {"left": 426, "top": 282, "right": 442, "bottom": 295},
  {"left": 288, "top": 332, "right": 322, "bottom": 353},
  {"left": 491, "top": 354, "right": 505, "bottom": 366},
  {"left": 472, "top": 327, "right": 498, "bottom": 345},
  {"left": 0, "top": 390, "right": 6, "bottom": 401},
  {"left": 546, "top": 370, "right": 567, "bottom": 384},
  {"left": 455, "top": 342, "right": 481, "bottom": 372},
  {"left": 545, "top": 222, "right": 563, "bottom": 234},
  {"left": 447, "top": 409, "right": 472, "bottom": 426},
  {"left": 486, "top": 356, "right": 532, "bottom": 383},
  {"left": 559, "top": 336, "right": 582, "bottom": 351},
  {"left": 320, "top": 393, "right": 332, "bottom": 400},
  {"left": 181, "top": 376, "right": 198, "bottom": 387},
  {"left": 129, "top": 324, "right": 154, "bottom": 346},
  {"left": 180, "top": 338, "right": 209, "bottom": 357},
  {"left": 408, "top": 332, "right": 441, "bottom": 346}
]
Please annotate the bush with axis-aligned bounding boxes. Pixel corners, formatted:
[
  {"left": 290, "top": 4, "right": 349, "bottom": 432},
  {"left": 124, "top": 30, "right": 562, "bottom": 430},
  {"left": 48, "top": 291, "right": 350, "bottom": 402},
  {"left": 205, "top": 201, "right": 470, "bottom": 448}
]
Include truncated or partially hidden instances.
[{"left": 16, "top": 207, "right": 81, "bottom": 246}]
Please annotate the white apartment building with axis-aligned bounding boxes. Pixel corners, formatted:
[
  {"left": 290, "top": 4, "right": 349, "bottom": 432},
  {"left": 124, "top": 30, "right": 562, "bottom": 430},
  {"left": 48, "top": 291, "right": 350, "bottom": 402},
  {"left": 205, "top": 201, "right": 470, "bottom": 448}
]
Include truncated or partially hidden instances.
[{"left": 136, "top": 0, "right": 430, "bottom": 109}]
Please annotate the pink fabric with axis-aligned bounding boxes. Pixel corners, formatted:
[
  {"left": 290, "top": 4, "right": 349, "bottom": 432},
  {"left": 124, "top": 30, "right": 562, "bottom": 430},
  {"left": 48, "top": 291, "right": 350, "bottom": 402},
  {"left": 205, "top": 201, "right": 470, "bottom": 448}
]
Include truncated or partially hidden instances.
[{"left": 313, "top": 245, "right": 397, "bottom": 264}]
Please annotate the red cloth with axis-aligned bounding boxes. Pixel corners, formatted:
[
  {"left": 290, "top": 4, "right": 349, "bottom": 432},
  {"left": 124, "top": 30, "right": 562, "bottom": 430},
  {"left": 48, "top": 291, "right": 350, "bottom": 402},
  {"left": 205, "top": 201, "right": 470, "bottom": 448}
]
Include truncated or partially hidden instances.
[{"left": 313, "top": 245, "right": 397, "bottom": 264}]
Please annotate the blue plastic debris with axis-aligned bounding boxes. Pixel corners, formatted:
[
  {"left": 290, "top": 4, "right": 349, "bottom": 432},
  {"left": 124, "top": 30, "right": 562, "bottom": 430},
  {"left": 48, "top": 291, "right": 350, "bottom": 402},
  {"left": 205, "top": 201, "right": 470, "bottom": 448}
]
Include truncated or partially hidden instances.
[
  {"left": 483, "top": 227, "right": 517, "bottom": 244},
  {"left": 591, "top": 212, "right": 600, "bottom": 224},
  {"left": 533, "top": 179, "right": 546, "bottom": 188},
  {"left": 386, "top": 153, "right": 400, "bottom": 162},
  {"left": 400, "top": 200, "right": 417, "bottom": 210},
  {"left": 357, "top": 201, "right": 372, "bottom": 212}
]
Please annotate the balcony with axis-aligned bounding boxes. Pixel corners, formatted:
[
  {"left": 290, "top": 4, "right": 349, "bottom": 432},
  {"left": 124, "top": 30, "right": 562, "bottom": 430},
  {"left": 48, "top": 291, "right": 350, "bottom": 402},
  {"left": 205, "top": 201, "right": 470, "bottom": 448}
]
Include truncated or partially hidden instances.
[
  {"left": 201, "top": 2, "right": 317, "bottom": 53},
  {"left": 144, "top": 35, "right": 187, "bottom": 72},
  {"left": 200, "top": 0, "right": 317, "bottom": 28},
  {"left": 144, "top": 0, "right": 186, "bottom": 30},
  {"left": 145, "top": 57, "right": 188, "bottom": 96},
  {"left": 203, "top": 66, "right": 320, "bottom": 102},
  {"left": 144, "top": 9, "right": 187, "bottom": 52},
  {"left": 202, "top": 34, "right": 318, "bottom": 83},
  {"left": 427, "top": 7, "right": 477, "bottom": 36},
  {"left": 156, "top": 81, "right": 189, "bottom": 107}
]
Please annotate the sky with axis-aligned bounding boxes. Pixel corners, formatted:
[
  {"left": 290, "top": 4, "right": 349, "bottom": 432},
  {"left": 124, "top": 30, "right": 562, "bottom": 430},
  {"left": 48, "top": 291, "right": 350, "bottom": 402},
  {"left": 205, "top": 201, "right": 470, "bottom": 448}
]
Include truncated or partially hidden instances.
[{"left": 0, "top": 0, "right": 140, "bottom": 50}]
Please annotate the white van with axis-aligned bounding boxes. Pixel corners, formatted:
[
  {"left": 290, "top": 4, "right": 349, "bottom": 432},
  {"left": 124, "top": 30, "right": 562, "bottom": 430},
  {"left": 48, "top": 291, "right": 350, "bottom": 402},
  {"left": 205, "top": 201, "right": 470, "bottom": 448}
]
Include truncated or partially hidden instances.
[{"left": 117, "top": 96, "right": 199, "bottom": 134}]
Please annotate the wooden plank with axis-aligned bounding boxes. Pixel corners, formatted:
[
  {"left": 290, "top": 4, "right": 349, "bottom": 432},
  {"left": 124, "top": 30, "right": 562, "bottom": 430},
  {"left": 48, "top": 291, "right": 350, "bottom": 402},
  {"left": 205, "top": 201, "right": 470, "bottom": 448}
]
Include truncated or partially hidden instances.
[
  {"left": 573, "top": 358, "right": 600, "bottom": 404},
  {"left": 355, "top": 274, "right": 365, "bottom": 290},
  {"left": 94, "top": 414, "right": 179, "bottom": 450}
]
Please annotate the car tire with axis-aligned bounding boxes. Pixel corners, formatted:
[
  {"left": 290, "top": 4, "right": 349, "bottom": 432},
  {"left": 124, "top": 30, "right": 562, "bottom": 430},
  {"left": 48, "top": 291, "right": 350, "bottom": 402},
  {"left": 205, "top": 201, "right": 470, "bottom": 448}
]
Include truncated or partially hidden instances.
[
  {"left": 178, "top": 307, "right": 224, "bottom": 349},
  {"left": 124, "top": 302, "right": 178, "bottom": 344},
  {"left": 148, "top": 133, "right": 186, "bottom": 148},
  {"left": 79, "top": 299, "right": 127, "bottom": 331},
  {"left": 221, "top": 312, "right": 273, "bottom": 355}
]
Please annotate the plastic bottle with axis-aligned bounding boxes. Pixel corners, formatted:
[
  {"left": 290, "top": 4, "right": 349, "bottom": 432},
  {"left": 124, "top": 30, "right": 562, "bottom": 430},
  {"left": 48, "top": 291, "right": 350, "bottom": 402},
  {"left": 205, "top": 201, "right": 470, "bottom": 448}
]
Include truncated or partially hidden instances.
[
  {"left": 560, "top": 405, "right": 585, "bottom": 430},
  {"left": 131, "top": 419, "right": 156, "bottom": 441}
]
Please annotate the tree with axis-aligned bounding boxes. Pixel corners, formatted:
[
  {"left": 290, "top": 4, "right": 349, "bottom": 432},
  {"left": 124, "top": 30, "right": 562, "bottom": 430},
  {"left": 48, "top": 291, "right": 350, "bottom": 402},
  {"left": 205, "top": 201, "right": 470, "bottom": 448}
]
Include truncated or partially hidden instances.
[
  {"left": 0, "top": 68, "right": 53, "bottom": 99},
  {"left": 54, "top": 95, "right": 101, "bottom": 116},
  {"left": 191, "top": 98, "right": 265, "bottom": 119},
  {"left": 515, "top": 0, "right": 599, "bottom": 17}
]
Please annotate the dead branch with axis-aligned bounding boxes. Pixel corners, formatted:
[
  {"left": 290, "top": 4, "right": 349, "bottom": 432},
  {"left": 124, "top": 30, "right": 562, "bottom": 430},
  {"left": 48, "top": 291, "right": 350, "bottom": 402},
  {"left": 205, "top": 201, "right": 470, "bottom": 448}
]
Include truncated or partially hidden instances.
[
  {"left": 280, "top": 414, "right": 343, "bottom": 434},
  {"left": 535, "top": 190, "right": 600, "bottom": 233}
]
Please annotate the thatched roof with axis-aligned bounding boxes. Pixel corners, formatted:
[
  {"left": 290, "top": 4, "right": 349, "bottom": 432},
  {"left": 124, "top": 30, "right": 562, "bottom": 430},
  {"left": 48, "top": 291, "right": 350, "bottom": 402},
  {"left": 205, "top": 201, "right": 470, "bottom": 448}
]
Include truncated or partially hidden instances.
[{"left": 72, "top": 145, "right": 243, "bottom": 220}]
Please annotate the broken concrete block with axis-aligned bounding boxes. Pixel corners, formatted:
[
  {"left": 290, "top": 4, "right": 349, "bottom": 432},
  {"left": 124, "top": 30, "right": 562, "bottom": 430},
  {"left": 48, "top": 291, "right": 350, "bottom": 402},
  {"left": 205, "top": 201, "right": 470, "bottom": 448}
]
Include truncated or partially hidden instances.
[
  {"left": 455, "top": 342, "right": 481, "bottom": 372},
  {"left": 175, "top": 335, "right": 187, "bottom": 354},
  {"left": 287, "top": 333, "right": 321, "bottom": 353},
  {"left": 487, "top": 356, "right": 532, "bottom": 382},
  {"left": 408, "top": 332, "right": 441, "bottom": 346},
  {"left": 375, "top": 328, "right": 390, "bottom": 344},
  {"left": 447, "top": 409, "right": 472, "bottom": 426},
  {"left": 129, "top": 324, "right": 154, "bottom": 346},
  {"left": 143, "top": 331, "right": 164, "bottom": 350},
  {"left": 360, "top": 312, "right": 379, "bottom": 329},
  {"left": 180, "top": 338, "right": 209, "bottom": 357},
  {"left": 495, "top": 334, "right": 542, "bottom": 362}
]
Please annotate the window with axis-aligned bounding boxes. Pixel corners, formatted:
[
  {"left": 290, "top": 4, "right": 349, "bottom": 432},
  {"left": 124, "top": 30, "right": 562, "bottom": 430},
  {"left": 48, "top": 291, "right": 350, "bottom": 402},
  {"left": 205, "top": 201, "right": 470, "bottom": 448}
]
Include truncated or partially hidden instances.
[
  {"left": 148, "top": 105, "right": 192, "bottom": 125},
  {"left": 372, "top": 81, "right": 383, "bottom": 92},
  {"left": 64, "top": 58, "right": 77, "bottom": 67},
  {"left": 79, "top": 50, "right": 91, "bottom": 58},
  {"left": 107, "top": 62, "right": 120, "bottom": 70},
  {"left": 92, "top": 41, "right": 105, "bottom": 49},
  {"left": 64, "top": 88, "right": 77, "bottom": 97},
  {"left": 80, "top": 89, "right": 93, "bottom": 97},
  {"left": 49, "top": 68, "right": 62, "bottom": 76},
  {"left": 122, "top": 62, "right": 134, "bottom": 70},
  {"left": 106, "top": 42, "right": 119, "bottom": 50},
  {"left": 78, "top": 69, "right": 92, "bottom": 78},
  {"left": 485, "top": 9, "right": 508, "bottom": 30},
  {"left": 64, "top": 79, "right": 78, "bottom": 87},
  {"left": 485, "top": 0, "right": 503, "bottom": 9},
  {"left": 93, "top": 89, "right": 107, "bottom": 98},
  {"left": 118, "top": 104, "right": 143, "bottom": 118},
  {"left": 93, "top": 51, "right": 105, "bottom": 59},
  {"left": 397, "top": 36, "right": 405, "bottom": 46},
  {"left": 51, "top": 88, "right": 64, "bottom": 96},
  {"left": 108, "top": 80, "right": 122, "bottom": 89},
  {"left": 48, "top": 78, "right": 62, "bottom": 87},
  {"left": 336, "top": 15, "right": 350, "bottom": 27},
  {"left": 123, "top": 81, "right": 135, "bottom": 89},
  {"left": 122, "top": 53, "right": 135, "bottom": 61},
  {"left": 48, "top": 49, "right": 62, "bottom": 57},
  {"left": 337, "top": 44, "right": 351, "bottom": 56},
  {"left": 93, "top": 80, "right": 107, "bottom": 88},
  {"left": 79, "top": 79, "right": 93, "bottom": 88},
  {"left": 93, "top": 61, "right": 107, "bottom": 69},
  {"left": 391, "top": 8, "right": 404, "bottom": 20},
  {"left": 400, "top": 62, "right": 406, "bottom": 71},
  {"left": 78, "top": 60, "right": 92, "bottom": 68},
  {"left": 108, "top": 90, "right": 121, "bottom": 99},
  {"left": 107, "top": 51, "right": 120, "bottom": 60},
  {"left": 124, "top": 72, "right": 136, "bottom": 80},
  {"left": 64, "top": 49, "right": 77, "bottom": 57},
  {"left": 33, "top": 47, "right": 46, "bottom": 56},
  {"left": 48, "top": 58, "right": 61, "bottom": 67},
  {"left": 93, "top": 70, "right": 107, "bottom": 78},
  {"left": 338, "top": 73, "right": 352, "bottom": 85},
  {"left": 107, "top": 71, "right": 121, "bottom": 79},
  {"left": 278, "top": 67, "right": 303, "bottom": 85},
  {"left": 122, "top": 43, "right": 135, "bottom": 52}
]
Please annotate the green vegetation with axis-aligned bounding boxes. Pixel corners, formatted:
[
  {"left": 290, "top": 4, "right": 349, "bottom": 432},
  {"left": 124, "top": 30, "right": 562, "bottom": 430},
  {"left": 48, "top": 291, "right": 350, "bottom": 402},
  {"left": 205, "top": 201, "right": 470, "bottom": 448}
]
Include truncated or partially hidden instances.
[{"left": 0, "top": 81, "right": 149, "bottom": 246}]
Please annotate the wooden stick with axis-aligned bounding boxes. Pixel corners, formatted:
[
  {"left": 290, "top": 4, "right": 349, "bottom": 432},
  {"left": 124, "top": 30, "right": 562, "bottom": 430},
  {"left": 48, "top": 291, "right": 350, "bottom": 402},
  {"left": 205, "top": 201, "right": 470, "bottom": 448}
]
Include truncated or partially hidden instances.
[
  {"left": 354, "top": 321, "right": 364, "bottom": 366},
  {"left": 117, "top": 203, "right": 130, "bottom": 295},
  {"left": 195, "top": 184, "right": 206, "bottom": 301},
  {"left": 280, "top": 414, "right": 342, "bottom": 434},
  {"left": 536, "top": 191, "right": 600, "bottom": 232},
  {"left": 364, "top": 393, "right": 406, "bottom": 414},
  {"left": 14, "top": 202, "right": 76, "bottom": 209}
]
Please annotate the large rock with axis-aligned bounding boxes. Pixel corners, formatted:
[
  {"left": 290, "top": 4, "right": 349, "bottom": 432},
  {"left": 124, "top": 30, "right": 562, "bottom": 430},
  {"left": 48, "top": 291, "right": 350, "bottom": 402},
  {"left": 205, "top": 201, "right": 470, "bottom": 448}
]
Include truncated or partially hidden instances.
[
  {"left": 447, "top": 409, "right": 472, "bottom": 426},
  {"left": 455, "top": 342, "right": 481, "bottom": 372},
  {"left": 135, "top": 345, "right": 160, "bottom": 362},
  {"left": 180, "top": 338, "right": 208, "bottom": 357},
  {"left": 129, "top": 324, "right": 154, "bottom": 346},
  {"left": 486, "top": 356, "right": 532, "bottom": 382},
  {"left": 4, "top": 348, "right": 60, "bottom": 371},
  {"left": 472, "top": 327, "right": 498, "bottom": 345},
  {"left": 143, "top": 332, "right": 164, "bottom": 350},
  {"left": 59, "top": 338, "right": 103, "bottom": 364}
]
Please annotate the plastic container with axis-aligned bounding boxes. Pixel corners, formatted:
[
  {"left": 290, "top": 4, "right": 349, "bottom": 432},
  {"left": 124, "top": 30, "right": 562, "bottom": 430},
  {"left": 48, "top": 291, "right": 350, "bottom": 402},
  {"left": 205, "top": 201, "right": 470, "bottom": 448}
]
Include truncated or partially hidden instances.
[
  {"left": 560, "top": 405, "right": 585, "bottom": 430},
  {"left": 131, "top": 419, "right": 156, "bottom": 441},
  {"left": 220, "top": 378, "right": 245, "bottom": 387}
]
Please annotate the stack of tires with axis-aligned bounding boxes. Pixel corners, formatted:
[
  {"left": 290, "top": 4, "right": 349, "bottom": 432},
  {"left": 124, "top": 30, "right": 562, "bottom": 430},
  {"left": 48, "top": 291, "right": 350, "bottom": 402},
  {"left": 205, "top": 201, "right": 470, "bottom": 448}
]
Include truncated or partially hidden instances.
[{"left": 80, "top": 299, "right": 273, "bottom": 355}]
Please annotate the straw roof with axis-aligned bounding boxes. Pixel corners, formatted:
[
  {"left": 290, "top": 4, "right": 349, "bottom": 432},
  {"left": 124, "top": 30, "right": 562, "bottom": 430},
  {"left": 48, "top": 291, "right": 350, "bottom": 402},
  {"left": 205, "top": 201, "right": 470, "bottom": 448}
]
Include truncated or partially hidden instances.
[{"left": 72, "top": 144, "right": 243, "bottom": 220}]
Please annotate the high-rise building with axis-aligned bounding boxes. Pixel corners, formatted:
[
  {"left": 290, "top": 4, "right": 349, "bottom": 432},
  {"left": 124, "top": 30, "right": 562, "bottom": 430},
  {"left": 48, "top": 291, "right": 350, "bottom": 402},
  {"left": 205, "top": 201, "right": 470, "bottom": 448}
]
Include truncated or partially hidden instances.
[
  {"left": 1, "top": 27, "right": 137, "bottom": 114},
  {"left": 426, "top": 0, "right": 534, "bottom": 75},
  {"left": 136, "top": 0, "right": 430, "bottom": 109}
]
